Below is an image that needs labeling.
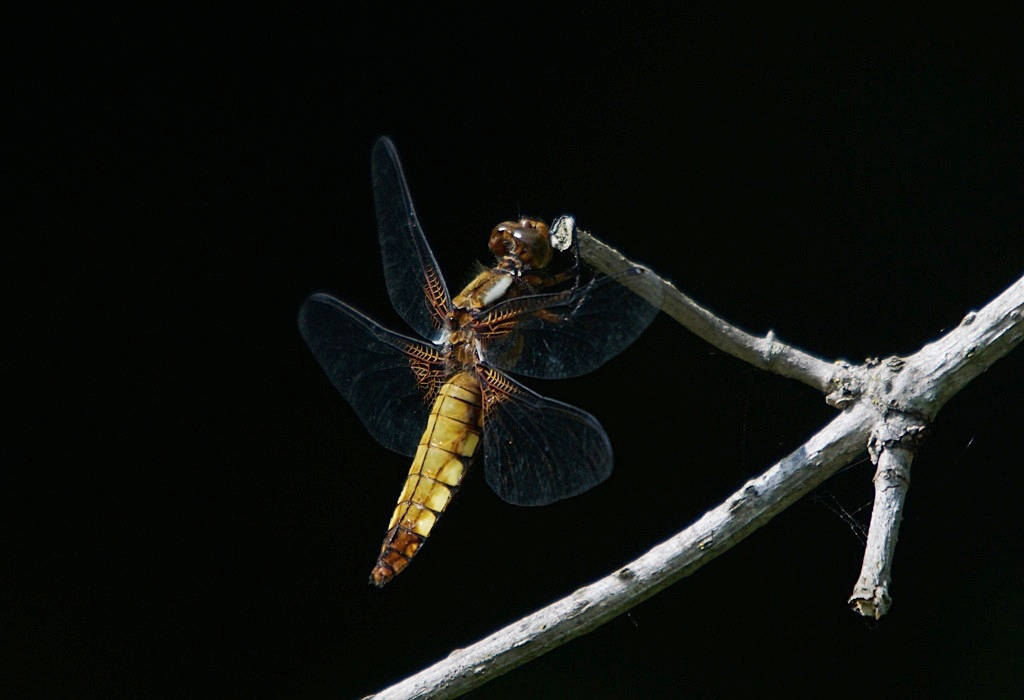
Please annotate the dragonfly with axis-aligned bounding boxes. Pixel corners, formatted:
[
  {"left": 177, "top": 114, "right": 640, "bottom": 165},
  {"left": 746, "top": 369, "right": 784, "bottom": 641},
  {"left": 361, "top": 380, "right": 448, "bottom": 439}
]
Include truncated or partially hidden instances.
[{"left": 299, "top": 137, "right": 660, "bottom": 586}]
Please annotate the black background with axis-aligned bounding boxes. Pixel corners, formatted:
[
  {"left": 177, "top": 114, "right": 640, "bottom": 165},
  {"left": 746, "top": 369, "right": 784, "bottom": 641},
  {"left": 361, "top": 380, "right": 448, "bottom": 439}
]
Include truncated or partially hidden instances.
[{"left": 10, "top": 8, "right": 1024, "bottom": 698}]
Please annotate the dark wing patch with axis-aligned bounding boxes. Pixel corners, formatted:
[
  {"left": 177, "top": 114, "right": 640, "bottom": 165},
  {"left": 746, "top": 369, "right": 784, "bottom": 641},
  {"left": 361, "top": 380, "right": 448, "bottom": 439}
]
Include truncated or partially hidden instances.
[
  {"left": 479, "top": 367, "right": 612, "bottom": 506},
  {"left": 299, "top": 293, "right": 445, "bottom": 457},
  {"left": 371, "top": 137, "right": 452, "bottom": 341},
  {"left": 478, "top": 267, "right": 660, "bottom": 379}
]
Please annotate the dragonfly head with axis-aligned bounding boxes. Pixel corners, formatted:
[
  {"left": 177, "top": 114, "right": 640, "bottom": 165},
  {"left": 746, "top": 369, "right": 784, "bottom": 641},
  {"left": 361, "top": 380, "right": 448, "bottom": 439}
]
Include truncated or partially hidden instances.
[{"left": 489, "top": 218, "right": 553, "bottom": 272}]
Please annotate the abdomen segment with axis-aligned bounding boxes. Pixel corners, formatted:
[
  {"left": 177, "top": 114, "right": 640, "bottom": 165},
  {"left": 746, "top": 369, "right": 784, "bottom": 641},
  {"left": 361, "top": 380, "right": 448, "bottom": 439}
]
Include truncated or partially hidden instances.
[{"left": 370, "top": 371, "right": 483, "bottom": 586}]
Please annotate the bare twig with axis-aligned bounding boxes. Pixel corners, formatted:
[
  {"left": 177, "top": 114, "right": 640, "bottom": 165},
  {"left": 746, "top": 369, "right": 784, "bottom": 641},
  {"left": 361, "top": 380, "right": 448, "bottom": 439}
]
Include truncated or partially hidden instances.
[
  {"left": 367, "top": 233, "right": 1024, "bottom": 698},
  {"left": 577, "top": 231, "right": 850, "bottom": 400},
  {"left": 582, "top": 230, "right": 1024, "bottom": 621},
  {"left": 848, "top": 414, "right": 922, "bottom": 618}
]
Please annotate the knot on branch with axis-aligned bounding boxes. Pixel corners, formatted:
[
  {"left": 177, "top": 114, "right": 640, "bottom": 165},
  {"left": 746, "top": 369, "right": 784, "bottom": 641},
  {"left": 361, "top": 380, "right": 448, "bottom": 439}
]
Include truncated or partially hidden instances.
[
  {"left": 861, "top": 354, "right": 935, "bottom": 418},
  {"left": 825, "top": 360, "right": 861, "bottom": 409},
  {"left": 759, "top": 330, "right": 784, "bottom": 366},
  {"left": 867, "top": 415, "right": 928, "bottom": 464}
]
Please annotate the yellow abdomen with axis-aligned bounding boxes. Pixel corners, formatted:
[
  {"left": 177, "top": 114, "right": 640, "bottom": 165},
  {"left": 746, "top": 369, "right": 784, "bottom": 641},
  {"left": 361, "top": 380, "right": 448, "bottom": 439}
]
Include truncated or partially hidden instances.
[{"left": 369, "top": 371, "right": 483, "bottom": 586}]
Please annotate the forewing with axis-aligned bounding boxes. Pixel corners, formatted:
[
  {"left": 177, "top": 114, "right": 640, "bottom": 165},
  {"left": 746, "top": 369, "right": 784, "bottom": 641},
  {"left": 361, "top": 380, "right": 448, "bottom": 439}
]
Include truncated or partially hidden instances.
[
  {"left": 298, "top": 293, "right": 446, "bottom": 457},
  {"left": 480, "top": 368, "right": 612, "bottom": 506},
  {"left": 371, "top": 137, "right": 452, "bottom": 341},
  {"left": 479, "top": 267, "right": 661, "bottom": 379}
]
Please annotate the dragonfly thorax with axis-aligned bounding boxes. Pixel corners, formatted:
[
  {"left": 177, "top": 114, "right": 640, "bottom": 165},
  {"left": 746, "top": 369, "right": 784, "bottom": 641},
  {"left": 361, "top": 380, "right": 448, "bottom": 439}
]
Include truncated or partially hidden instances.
[
  {"left": 442, "top": 325, "right": 485, "bottom": 369},
  {"left": 451, "top": 268, "right": 515, "bottom": 310}
]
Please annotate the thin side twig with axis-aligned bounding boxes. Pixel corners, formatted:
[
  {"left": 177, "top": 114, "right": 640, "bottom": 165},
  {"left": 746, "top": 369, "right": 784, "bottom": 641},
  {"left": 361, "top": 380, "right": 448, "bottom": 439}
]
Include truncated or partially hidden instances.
[
  {"left": 577, "top": 231, "right": 848, "bottom": 398},
  {"left": 848, "top": 414, "right": 922, "bottom": 618}
]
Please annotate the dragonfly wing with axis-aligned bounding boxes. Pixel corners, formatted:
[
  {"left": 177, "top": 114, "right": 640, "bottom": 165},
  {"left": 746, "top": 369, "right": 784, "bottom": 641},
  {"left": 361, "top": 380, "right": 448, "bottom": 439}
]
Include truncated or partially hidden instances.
[
  {"left": 479, "top": 367, "right": 612, "bottom": 506},
  {"left": 298, "top": 293, "right": 445, "bottom": 457},
  {"left": 479, "top": 266, "right": 660, "bottom": 379},
  {"left": 371, "top": 137, "right": 452, "bottom": 342}
]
